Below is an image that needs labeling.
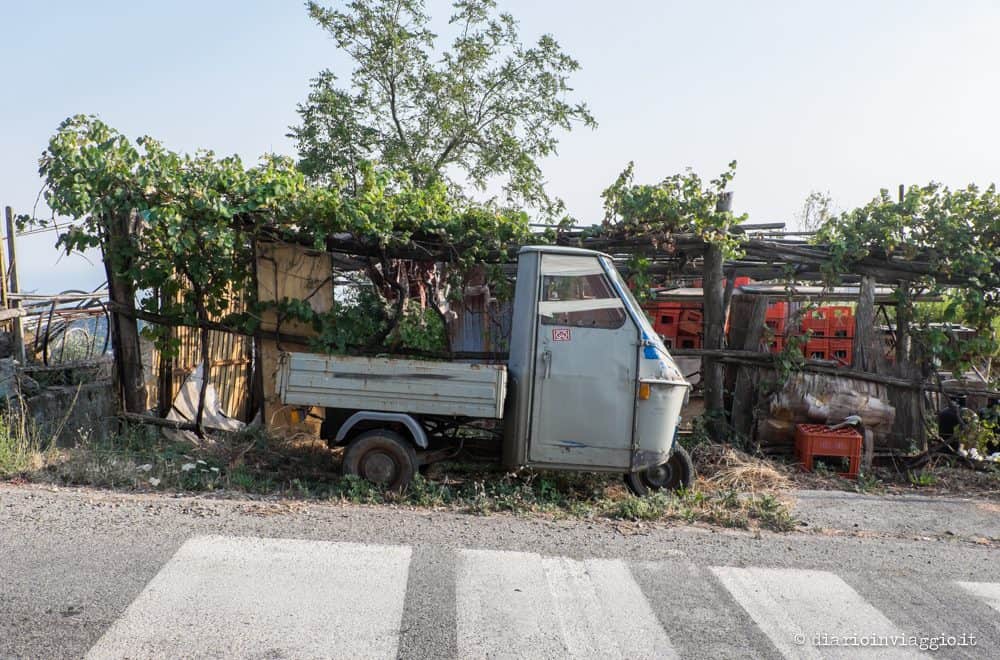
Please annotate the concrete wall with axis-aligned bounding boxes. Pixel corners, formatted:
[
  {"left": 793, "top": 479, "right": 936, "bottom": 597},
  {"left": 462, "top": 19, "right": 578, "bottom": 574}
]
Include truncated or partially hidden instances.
[{"left": 26, "top": 381, "right": 118, "bottom": 448}]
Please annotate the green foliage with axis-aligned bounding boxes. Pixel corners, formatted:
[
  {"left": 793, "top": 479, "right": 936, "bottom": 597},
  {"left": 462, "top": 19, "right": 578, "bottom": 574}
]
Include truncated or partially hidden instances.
[
  {"left": 816, "top": 183, "right": 1000, "bottom": 378},
  {"left": 854, "top": 470, "right": 885, "bottom": 494},
  {"left": 626, "top": 255, "right": 652, "bottom": 302},
  {"left": 33, "top": 115, "right": 534, "bottom": 354},
  {"left": 954, "top": 408, "right": 998, "bottom": 457},
  {"left": 600, "top": 161, "right": 747, "bottom": 259},
  {"left": 908, "top": 470, "right": 938, "bottom": 487},
  {"left": 291, "top": 0, "right": 596, "bottom": 215}
]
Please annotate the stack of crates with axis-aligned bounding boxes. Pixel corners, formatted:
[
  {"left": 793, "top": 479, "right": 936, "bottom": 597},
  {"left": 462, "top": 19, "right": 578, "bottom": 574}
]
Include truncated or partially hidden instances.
[
  {"left": 801, "top": 308, "right": 831, "bottom": 360},
  {"left": 643, "top": 300, "right": 703, "bottom": 349},
  {"left": 798, "top": 306, "right": 855, "bottom": 365},
  {"left": 828, "top": 306, "right": 854, "bottom": 366},
  {"left": 676, "top": 306, "right": 703, "bottom": 348},
  {"left": 765, "top": 301, "right": 787, "bottom": 354},
  {"left": 648, "top": 302, "right": 682, "bottom": 348}
]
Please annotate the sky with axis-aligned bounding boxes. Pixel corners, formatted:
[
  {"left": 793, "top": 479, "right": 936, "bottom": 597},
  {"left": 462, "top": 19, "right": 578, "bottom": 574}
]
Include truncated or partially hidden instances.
[{"left": 2, "top": 0, "right": 999, "bottom": 292}]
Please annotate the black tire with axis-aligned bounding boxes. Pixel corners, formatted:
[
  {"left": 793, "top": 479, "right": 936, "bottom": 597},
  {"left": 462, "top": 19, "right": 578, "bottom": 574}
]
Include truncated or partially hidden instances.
[
  {"left": 342, "top": 429, "right": 417, "bottom": 491},
  {"left": 625, "top": 445, "right": 695, "bottom": 496}
]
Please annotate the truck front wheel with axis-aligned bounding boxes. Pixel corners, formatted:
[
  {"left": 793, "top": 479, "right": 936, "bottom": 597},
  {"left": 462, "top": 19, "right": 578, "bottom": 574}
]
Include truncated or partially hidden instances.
[
  {"left": 342, "top": 429, "right": 417, "bottom": 491},
  {"left": 625, "top": 445, "right": 694, "bottom": 496}
]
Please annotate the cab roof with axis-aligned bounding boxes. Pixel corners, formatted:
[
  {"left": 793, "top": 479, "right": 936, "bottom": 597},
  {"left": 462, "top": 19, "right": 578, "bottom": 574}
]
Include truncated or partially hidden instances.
[{"left": 518, "top": 245, "right": 614, "bottom": 260}]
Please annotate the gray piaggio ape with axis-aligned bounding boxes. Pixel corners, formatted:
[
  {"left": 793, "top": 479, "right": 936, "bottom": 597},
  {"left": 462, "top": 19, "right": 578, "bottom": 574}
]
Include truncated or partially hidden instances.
[{"left": 278, "top": 246, "right": 692, "bottom": 494}]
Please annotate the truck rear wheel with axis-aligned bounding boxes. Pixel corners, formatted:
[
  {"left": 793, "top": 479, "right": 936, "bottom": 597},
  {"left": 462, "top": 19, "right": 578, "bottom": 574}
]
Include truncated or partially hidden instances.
[
  {"left": 625, "top": 445, "right": 694, "bottom": 496},
  {"left": 342, "top": 429, "right": 417, "bottom": 491}
]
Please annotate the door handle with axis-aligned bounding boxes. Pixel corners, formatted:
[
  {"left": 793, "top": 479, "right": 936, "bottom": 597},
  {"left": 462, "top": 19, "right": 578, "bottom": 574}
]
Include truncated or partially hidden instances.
[{"left": 541, "top": 349, "right": 552, "bottom": 379}]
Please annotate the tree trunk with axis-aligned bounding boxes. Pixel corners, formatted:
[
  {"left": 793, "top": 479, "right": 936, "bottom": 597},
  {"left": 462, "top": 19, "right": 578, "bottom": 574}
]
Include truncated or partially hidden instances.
[
  {"left": 702, "top": 243, "right": 727, "bottom": 438},
  {"left": 195, "top": 302, "right": 211, "bottom": 436},
  {"left": 103, "top": 212, "right": 147, "bottom": 414}
]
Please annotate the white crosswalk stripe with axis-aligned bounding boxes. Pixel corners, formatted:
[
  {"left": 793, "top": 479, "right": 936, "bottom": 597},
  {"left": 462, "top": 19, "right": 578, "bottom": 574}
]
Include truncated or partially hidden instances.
[
  {"left": 86, "top": 536, "right": 412, "bottom": 660},
  {"left": 955, "top": 581, "right": 1000, "bottom": 614},
  {"left": 456, "top": 549, "right": 676, "bottom": 659},
  {"left": 711, "top": 567, "right": 919, "bottom": 659},
  {"left": 86, "top": 536, "right": 996, "bottom": 659}
]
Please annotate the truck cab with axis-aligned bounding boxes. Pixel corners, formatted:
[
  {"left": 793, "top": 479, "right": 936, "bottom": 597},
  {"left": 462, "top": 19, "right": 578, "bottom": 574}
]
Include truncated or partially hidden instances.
[{"left": 503, "top": 247, "right": 691, "bottom": 492}]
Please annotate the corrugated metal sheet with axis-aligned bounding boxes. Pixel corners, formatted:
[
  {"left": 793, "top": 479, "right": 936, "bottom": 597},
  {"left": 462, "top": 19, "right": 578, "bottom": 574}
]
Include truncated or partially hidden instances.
[
  {"left": 448, "top": 298, "right": 512, "bottom": 360},
  {"left": 278, "top": 352, "right": 507, "bottom": 419}
]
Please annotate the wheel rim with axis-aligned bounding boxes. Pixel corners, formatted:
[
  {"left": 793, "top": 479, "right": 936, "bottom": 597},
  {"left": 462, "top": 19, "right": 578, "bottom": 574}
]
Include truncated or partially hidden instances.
[
  {"left": 642, "top": 461, "right": 676, "bottom": 489},
  {"left": 360, "top": 451, "right": 398, "bottom": 484}
]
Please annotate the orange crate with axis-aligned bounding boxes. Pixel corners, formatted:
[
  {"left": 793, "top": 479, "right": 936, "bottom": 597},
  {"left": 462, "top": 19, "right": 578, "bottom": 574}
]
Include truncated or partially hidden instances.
[
  {"left": 676, "top": 335, "right": 702, "bottom": 349},
  {"left": 765, "top": 317, "right": 786, "bottom": 335},
  {"left": 828, "top": 306, "right": 855, "bottom": 338},
  {"left": 766, "top": 301, "right": 788, "bottom": 320},
  {"left": 801, "top": 308, "right": 829, "bottom": 336},
  {"left": 678, "top": 309, "right": 703, "bottom": 335},
  {"left": 767, "top": 336, "right": 784, "bottom": 354},
  {"left": 652, "top": 306, "right": 681, "bottom": 338},
  {"left": 795, "top": 424, "right": 862, "bottom": 478},
  {"left": 804, "top": 338, "right": 830, "bottom": 360},
  {"left": 830, "top": 338, "right": 852, "bottom": 366}
]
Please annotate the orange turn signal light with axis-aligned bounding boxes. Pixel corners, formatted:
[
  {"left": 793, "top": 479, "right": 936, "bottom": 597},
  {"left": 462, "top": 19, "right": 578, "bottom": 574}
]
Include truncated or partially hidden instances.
[{"left": 638, "top": 382, "right": 651, "bottom": 400}]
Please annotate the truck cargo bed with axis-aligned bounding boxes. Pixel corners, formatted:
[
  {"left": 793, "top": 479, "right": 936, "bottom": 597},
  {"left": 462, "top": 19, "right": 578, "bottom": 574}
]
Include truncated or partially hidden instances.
[{"left": 277, "top": 352, "right": 508, "bottom": 419}]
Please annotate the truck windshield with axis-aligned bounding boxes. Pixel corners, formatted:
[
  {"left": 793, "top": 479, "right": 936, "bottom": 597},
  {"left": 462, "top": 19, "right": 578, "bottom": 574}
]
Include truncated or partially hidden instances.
[{"left": 601, "top": 257, "right": 665, "bottom": 349}]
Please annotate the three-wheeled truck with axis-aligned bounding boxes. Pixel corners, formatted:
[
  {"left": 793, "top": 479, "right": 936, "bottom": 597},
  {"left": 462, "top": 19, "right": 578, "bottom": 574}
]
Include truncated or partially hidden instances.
[{"left": 276, "top": 246, "right": 693, "bottom": 494}]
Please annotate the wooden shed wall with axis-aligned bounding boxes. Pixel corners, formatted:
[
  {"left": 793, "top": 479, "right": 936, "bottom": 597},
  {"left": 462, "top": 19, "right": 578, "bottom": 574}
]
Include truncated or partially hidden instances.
[
  {"left": 148, "top": 289, "right": 253, "bottom": 421},
  {"left": 255, "top": 240, "right": 334, "bottom": 437}
]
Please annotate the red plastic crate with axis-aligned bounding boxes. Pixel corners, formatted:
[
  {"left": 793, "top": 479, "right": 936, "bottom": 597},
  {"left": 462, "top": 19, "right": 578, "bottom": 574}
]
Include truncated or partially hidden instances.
[
  {"left": 828, "top": 306, "right": 855, "bottom": 338},
  {"left": 654, "top": 309, "right": 682, "bottom": 338},
  {"left": 804, "top": 338, "right": 830, "bottom": 360},
  {"left": 765, "top": 317, "right": 786, "bottom": 336},
  {"left": 795, "top": 424, "right": 862, "bottom": 478},
  {"left": 766, "top": 336, "right": 784, "bottom": 354},
  {"left": 766, "top": 301, "right": 788, "bottom": 320},
  {"left": 676, "top": 335, "right": 702, "bottom": 349},
  {"left": 678, "top": 309, "right": 703, "bottom": 336},
  {"left": 830, "top": 338, "right": 853, "bottom": 366},
  {"left": 801, "top": 308, "right": 830, "bottom": 337}
]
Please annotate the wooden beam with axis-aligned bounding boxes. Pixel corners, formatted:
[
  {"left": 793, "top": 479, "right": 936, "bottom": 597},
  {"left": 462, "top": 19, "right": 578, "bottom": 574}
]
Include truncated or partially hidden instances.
[{"left": 5, "top": 207, "right": 25, "bottom": 362}]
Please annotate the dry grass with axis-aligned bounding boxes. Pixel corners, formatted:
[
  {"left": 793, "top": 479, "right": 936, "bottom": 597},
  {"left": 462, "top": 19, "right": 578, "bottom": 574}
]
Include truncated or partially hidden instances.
[{"left": 692, "top": 443, "right": 793, "bottom": 493}]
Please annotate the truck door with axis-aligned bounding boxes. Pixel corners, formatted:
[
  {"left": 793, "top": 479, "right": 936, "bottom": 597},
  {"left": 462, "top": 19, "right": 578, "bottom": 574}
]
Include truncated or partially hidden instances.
[{"left": 528, "top": 254, "right": 637, "bottom": 468}]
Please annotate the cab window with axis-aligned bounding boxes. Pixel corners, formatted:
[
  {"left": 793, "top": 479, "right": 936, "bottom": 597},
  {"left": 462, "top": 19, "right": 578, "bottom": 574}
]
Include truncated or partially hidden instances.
[{"left": 538, "top": 255, "right": 627, "bottom": 329}]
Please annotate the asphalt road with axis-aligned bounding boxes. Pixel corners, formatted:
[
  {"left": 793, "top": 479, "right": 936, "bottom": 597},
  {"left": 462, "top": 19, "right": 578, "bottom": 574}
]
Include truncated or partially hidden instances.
[{"left": 1, "top": 484, "right": 998, "bottom": 659}]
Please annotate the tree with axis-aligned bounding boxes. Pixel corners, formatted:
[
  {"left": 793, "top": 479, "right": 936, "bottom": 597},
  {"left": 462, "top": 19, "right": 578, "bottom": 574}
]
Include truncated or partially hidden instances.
[
  {"left": 797, "top": 190, "right": 834, "bottom": 232},
  {"left": 290, "top": 0, "right": 595, "bottom": 215},
  {"left": 600, "top": 161, "right": 746, "bottom": 440}
]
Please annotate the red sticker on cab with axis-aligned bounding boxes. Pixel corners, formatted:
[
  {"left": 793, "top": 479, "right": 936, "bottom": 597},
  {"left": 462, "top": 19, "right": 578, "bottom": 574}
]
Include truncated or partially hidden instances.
[{"left": 552, "top": 328, "right": 571, "bottom": 341}]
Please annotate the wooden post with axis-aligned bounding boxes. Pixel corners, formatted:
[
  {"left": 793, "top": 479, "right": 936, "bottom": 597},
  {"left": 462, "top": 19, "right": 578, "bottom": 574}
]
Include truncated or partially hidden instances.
[
  {"left": 731, "top": 296, "right": 770, "bottom": 443},
  {"left": 0, "top": 219, "right": 7, "bottom": 311},
  {"left": 895, "top": 284, "right": 912, "bottom": 365},
  {"left": 5, "top": 207, "right": 25, "bottom": 363},
  {"left": 702, "top": 192, "right": 733, "bottom": 439},
  {"left": 852, "top": 276, "right": 885, "bottom": 374}
]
